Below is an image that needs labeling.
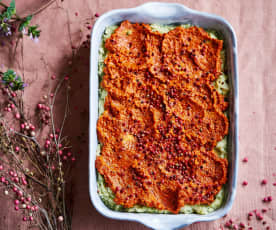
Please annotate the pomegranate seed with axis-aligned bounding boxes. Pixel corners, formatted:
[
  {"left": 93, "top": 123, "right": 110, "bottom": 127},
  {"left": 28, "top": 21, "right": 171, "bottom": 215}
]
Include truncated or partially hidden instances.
[{"left": 242, "top": 181, "right": 248, "bottom": 186}]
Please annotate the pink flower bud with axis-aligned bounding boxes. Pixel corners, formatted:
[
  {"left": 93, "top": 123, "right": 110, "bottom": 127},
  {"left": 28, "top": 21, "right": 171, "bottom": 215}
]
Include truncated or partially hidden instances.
[{"left": 14, "top": 200, "right": 20, "bottom": 205}]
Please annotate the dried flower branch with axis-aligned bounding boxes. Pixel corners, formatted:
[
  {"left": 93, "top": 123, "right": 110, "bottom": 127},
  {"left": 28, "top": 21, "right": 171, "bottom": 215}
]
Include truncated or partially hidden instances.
[{"left": 0, "top": 68, "right": 75, "bottom": 229}]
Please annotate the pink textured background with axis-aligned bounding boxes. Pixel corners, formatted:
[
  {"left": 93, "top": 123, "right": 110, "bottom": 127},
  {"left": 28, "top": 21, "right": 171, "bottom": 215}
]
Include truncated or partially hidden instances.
[{"left": 0, "top": 0, "right": 276, "bottom": 229}]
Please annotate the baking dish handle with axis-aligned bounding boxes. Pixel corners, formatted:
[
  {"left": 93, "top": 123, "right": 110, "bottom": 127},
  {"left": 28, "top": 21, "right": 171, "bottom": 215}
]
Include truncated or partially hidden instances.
[{"left": 136, "top": 2, "right": 194, "bottom": 20}]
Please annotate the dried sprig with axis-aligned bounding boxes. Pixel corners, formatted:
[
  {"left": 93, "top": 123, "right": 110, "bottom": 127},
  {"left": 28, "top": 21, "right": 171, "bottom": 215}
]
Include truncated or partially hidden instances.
[{"left": 0, "top": 69, "right": 74, "bottom": 230}]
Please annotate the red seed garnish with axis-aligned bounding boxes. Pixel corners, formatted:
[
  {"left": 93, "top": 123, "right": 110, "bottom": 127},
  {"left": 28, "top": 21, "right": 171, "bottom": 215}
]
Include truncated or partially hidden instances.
[
  {"left": 273, "top": 183, "right": 276, "bottom": 186},
  {"left": 95, "top": 13, "right": 100, "bottom": 17},
  {"left": 262, "top": 208, "right": 267, "bottom": 213},
  {"left": 242, "top": 157, "right": 248, "bottom": 163},
  {"left": 242, "top": 181, "right": 248, "bottom": 186},
  {"left": 256, "top": 213, "right": 263, "bottom": 220},
  {"left": 239, "top": 222, "right": 245, "bottom": 228},
  {"left": 261, "top": 179, "right": 267, "bottom": 185}
]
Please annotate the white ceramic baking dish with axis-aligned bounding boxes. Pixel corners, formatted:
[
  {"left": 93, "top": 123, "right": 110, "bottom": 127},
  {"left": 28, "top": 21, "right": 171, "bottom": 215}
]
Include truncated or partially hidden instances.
[{"left": 89, "top": 2, "right": 238, "bottom": 229}]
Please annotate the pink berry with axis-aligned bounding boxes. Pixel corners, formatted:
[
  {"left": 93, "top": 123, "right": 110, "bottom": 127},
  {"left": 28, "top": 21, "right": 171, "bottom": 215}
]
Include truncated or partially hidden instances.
[
  {"left": 63, "top": 155, "right": 67, "bottom": 160},
  {"left": 242, "top": 181, "right": 248, "bottom": 186},
  {"left": 37, "top": 104, "right": 42, "bottom": 109},
  {"left": 29, "top": 216, "right": 33, "bottom": 221},
  {"left": 20, "top": 124, "right": 25, "bottom": 129},
  {"left": 242, "top": 157, "right": 248, "bottom": 162},
  {"left": 15, "top": 113, "right": 20, "bottom": 119},
  {"left": 14, "top": 200, "right": 20, "bottom": 205},
  {"left": 262, "top": 208, "right": 267, "bottom": 213},
  {"left": 46, "top": 140, "right": 50, "bottom": 145},
  {"left": 71, "top": 157, "right": 76, "bottom": 162},
  {"left": 18, "top": 190, "right": 23, "bottom": 196},
  {"left": 1, "top": 177, "right": 6, "bottom": 183},
  {"left": 27, "top": 197, "right": 31, "bottom": 202},
  {"left": 239, "top": 222, "right": 245, "bottom": 228},
  {"left": 7, "top": 107, "right": 11, "bottom": 112},
  {"left": 67, "top": 152, "right": 72, "bottom": 157},
  {"left": 95, "top": 13, "right": 100, "bottom": 17},
  {"left": 13, "top": 187, "right": 17, "bottom": 192},
  {"left": 261, "top": 179, "right": 267, "bottom": 185},
  {"left": 58, "top": 150, "right": 63, "bottom": 155},
  {"left": 23, "top": 217, "right": 27, "bottom": 221},
  {"left": 27, "top": 205, "right": 31, "bottom": 210},
  {"left": 87, "top": 25, "right": 92, "bottom": 30},
  {"left": 273, "top": 183, "right": 276, "bottom": 186},
  {"left": 15, "top": 146, "right": 19, "bottom": 152},
  {"left": 51, "top": 75, "right": 56, "bottom": 80},
  {"left": 256, "top": 213, "right": 263, "bottom": 220},
  {"left": 11, "top": 104, "right": 15, "bottom": 108},
  {"left": 0, "top": 165, "right": 3, "bottom": 170},
  {"left": 14, "top": 206, "right": 19, "bottom": 211},
  {"left": 267, "top": 196, "right": 272, "bottom": 202}
]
